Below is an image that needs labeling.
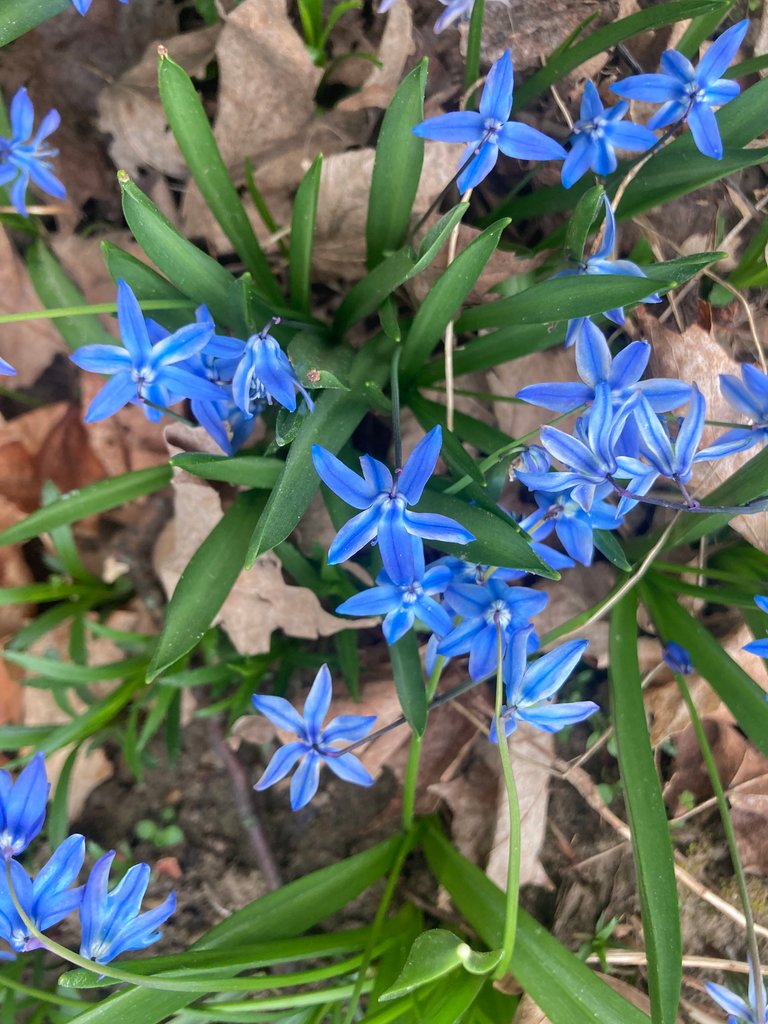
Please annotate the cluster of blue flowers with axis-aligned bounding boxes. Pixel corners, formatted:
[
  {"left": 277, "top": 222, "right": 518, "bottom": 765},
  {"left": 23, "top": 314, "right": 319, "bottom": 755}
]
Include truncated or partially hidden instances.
[
  {"left": 69, "top": 279, "right": 311, "bottom": 454},
  {"left": 0, "top": 755, "right": 174, "bottom": 963}
]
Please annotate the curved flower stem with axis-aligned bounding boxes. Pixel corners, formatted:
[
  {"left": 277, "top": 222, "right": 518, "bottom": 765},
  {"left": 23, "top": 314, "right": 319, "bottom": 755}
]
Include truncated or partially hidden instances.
[
  {"left": 493, "top": 624, "right": 520, "bottom": 980},
  {"left": 391, "top": 345, "right": 403, "bottom": 470},
  {"left": 402, "top": 655, "right": 447, "bottom": 831},
  {"left": 610, "top": 479, "right": 768, "bottom": 516},
  {"left": 674, "top": 673, "right": 765, "bottom": 1024}
]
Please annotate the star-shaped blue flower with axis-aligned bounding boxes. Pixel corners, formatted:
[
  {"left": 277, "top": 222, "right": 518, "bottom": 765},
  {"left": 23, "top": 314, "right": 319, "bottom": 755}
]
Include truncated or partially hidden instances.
[
  {"left": 0, "top": 754, "right": 49, "bottom": 862},
  {"left": 412, "top": 50, "right": 566, "bottom": 192},
  {"left": 490, "top": 628, "right": 596, "bottom": 739},
  {"left": 79, "top": 851, "right": 176, "bottom": 965},
  {"left": 252, "top": 665, "right": 376, "bottom": 811},
  {"left": 702, "top": 363, "right": 768, "bottom": 460},
  {"left": 312, "top": 426, "right": 475, "bottom": 585},
  {"left": 518, "top": 486, "right": 622, "bottom": 567},
  {"left": 0, "top": 88, "right": 66, "bottom": 218},
  {"left": 70, "top": 280, "right": 223, "bottom": 423},
  {"left": 0, "top": 834, "right": 84, "bottom": 955},
  {"left": 611, "top": 19, "right": 749, "bottom": 160},
  {"left": 232, "top": 323, "right": 313, "bottom": 419},
  {"left": 562, "top": 81, "right": 658, "bottom": 187}
]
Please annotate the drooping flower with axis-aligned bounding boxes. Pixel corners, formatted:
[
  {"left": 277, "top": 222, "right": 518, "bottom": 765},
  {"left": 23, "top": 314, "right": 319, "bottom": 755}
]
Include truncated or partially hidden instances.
[
  {"left": 0, "top": 834, "right": 84, "bottom": 955},
  {"left": 0, "top": 754, "right": 49, "bottom": 861},
  {"left": 744, "top": 595, "right": 768, "bottom": 658},
  {"left": 611, "top": 19, "right": 749, "bottom": 160},
  {"left": 437, "top": 577, "right": 548, "bottom": 680},
  {"left": 491, "top": 628, "right": 596, "bottom": 739},
  {"left": 79, "top": 852, "right": 176, "bottom": 964},
  {"left": 518, "top": 486, "right": 622, "bottom": 567},
  {"left": 312, "top": 426, "right": 475, "bottom": 585},
  {"left": 0, "top": 87, "right": 66, "bottom": 218},
  {"left": 562, "top": 81, "right": 658, "bottom": 187},
  {"left": 71, "top": 0, "right": 129, "bottom": 14},
  {"left": 70, "top": 280, "right": 222, "bottom": 423},
  {"left": 412, "top": 50, "right": 566, "bottom": 192},
  {"left": 252, "top": 665, "right": 376, "bottom": 811},
  {"left": 706, "top": 969, "right": 768, "bottom": 1023},
  {"left": 231, "top": 322, "right": 313, "bottom": 420},
  {"left": 434, "top": 0, "right": 474, "bottom": 33},
  {"left": 662, "top": 641, "right": 693, "bottom": 675}
]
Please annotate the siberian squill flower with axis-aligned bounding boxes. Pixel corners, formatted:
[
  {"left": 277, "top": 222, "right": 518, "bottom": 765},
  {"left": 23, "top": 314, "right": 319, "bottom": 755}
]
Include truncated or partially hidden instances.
[
  {"left": 662, "top": 641, "right": 693, "bottom": 675},
  {"left": 490, "top": 627, "right": 596, "bottom": 739},
  {"left": 312, "top": 426, "right": 475, "bottom": 585},
  {"left": 79, "top": 851, "right": 176, "bottom": 964},
  {"left": 562, "top": 81, "right": 657, "bottom": 187},
  {"left": 252, "top": 665, "right": 376, "bottom": 811},
  {"left": 0, "top": 87, "right": 66, "bottom": 218},
  {"left": 0, "top": 754, "right": 49, "bottom": 861},
  {"left": 336, "top": 546, "right": 454, "bottom": 645},
  {"left": 744, "top": 596, "right": 768, "bottom": 658},
  {"left": 412, "top": 50, "right": 566, "bottom": 191},
  {"left": 703, "top": 363, "right": 768, "bottom": 459},
  {"left": 611, "top": 19, "right": 749, "bottom": 160},
  {"left": 70, "top": 280, "right": 222, "bottom": 423},
  {"left": 556, "top": 197, "right": 660, "bottom": 341},
  {"left": 437, "top": 577, "right": 548, "bottom": 680},
  {"left": 706, "top": 968, "right": 768, "bottom": 1023},
  {"left": 434, "top": 0, "right": 474, "bottom": 33},
  {"left": 519, "top": 486, "right": 622, "bottom": 567},
  {"left": 0, "top": 358, "right": 16, "bottom": 376},
  {"left": 0, "top": 835, "right": 84, "bottom": 954},
  {"left": 71, "top": 0, "right": 129, "bottom": 14},
  {"left": 232, "top": 322, "right": 312, "bottom": 420}
]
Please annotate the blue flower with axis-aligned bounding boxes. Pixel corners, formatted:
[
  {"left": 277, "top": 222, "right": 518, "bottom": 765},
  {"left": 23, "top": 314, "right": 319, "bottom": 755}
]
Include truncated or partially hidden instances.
[
  {"left": 703, "top": 363, "right": 768, "bottom": 459},
  {"left": 231, "top": 322, "right": 312, "bottom": 420},
  {"left": 0, "top": 88, "right": 66, "bottom": 218},
  {"left": 744, "top": 595, "right": 768, "bottom": 658},
  {"left": 434, "top": 0, "right": 474, "bottom": 33},
  {"left": 0, "top": 358, "right": 16, "bottom": 377},
  {"left": 519, "top": 486, "right": 622, "bottom": 567},
  {"left": 511, "top": 445, "right": 551, "bottom": 475},
  {"left": 611, "top": 19, "right": 749, "bottom": 160},
  {"left": 70, "top": 280, "right": 222, "bottom": 423},
  {"left": 491, "top": 628, "right": 596, "bottom": 739},
  {"left": 412, "top": 50, "right": 566, "bottom": 191},
  {"left": 0, "top": 834, "right": 84, "bottom": 955},
  {"left": 706, "top": 969, "right": 767, "bottom": 1023},
  {"left": 79, "top": 851, "right": 175, "bottom": 964},
  {"left": 336, "top": 552, "right": 454, "bottom": 645},
  {"left": 71, "top": 0, "right": 129, "bottom": 14},
  {"left": 562, "top": 81, "right": 658, "bottom": 187},
  {"left": 0, "top": 754, "right": 49, "bottom": 861},
  {"left": 556, "top": 197, "right": 661, "bottom": 336},
  {"left": 437, "top": 576, "right": 548, "bottom": 680},
  {"left": 312, "top": 426, "right": 475, "bottom": 585},
  {"left": 252, "top": 665, "right": 376, "bottom": 811},
  {"left": 662, "top": 641, "right": 692, "bottom": 675},
  {"left": 517, "top": 329, "right": 689, "bottom": 415}
]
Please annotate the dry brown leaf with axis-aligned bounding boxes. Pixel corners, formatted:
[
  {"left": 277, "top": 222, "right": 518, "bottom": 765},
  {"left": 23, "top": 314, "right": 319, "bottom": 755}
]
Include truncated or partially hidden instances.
[
  {"left": 0, "top": 659, "right": 23, "bottom": 732},
  {"left": 488, "top": 345, "right": 578, "bottom": 441},
  {"left": 97, "top": 27, "right": 221, "bottom": 178},
  {"left": 336, "top": 2, "right": 414, "bottom": 113}
]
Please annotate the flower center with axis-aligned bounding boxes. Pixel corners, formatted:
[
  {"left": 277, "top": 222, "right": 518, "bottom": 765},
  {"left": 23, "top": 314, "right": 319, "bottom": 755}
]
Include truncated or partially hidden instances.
[
  {"left": 485, "top": 600, "right": 511, "bottom": 628},
  {"left": 482, "top": 118, "right": 504, "bottom": 143},
  {"left": 402, "top": 582, "right": 423, "bottom": 605}
]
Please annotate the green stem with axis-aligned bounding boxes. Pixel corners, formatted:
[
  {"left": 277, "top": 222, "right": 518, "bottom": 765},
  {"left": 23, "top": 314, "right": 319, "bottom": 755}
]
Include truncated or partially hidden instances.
[
  {"left": 402, "top": 656, "right": 446, "bottom": 831},
  {"left": 0, "top": 972, "right": 84, "bottom": 1009},
  {"left": 391, "top": 345, "right": 403, "bottom": 470},
  {"left": 675, "top": 673, "right": 765, "bottom": 1022},
  {"left": 493, "top": 625, "right": 521, "bottom": 979},
  {"left": 0, "top": 300, "right": 193, "bottom": 325}
]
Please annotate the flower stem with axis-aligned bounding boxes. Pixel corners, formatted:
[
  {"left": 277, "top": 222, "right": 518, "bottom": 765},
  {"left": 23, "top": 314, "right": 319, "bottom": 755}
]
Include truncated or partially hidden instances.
[
  {"left": 402, "top": 656, "right": 446, "bottom": 831},
  {"left": 610, "top": 479, "right": 768, "bottom": 516},
  {"left": 674, "top": 673, "right": 765, "bottom": 1023},
  {"left": 493, "top": 624, "right": 521, "bottom": 979},
  {"left": 391, "top": 345, "right": 403, "bottom": 470}
]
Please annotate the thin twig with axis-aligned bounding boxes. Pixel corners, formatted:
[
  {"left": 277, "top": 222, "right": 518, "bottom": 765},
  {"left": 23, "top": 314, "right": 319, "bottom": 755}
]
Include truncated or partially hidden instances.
[
  {"left": 444, "top": 194, "right": 471, "bottom": 432},
  {"left": 588, "top": 951, "right": 768, "bottom": 974}
]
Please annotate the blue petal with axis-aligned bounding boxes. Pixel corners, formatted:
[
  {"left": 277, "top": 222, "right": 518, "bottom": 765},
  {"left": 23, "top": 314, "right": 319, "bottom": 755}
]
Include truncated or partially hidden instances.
[
  {"left": 647, "top": 99, "right": 689, "bottom": 130},
  {"left": 322, "top": 752, "right": 374, "bottom": 787},
  {"left": 575, "top": 325, "right": 612, "bottom": 386},
  {"left": 312, "top": 446, "right": 376, "bottom": 509},
  {"left": 516, "top": 381, "right": 592, "bottom": 412},
  {"left": 100, "top": 892, "right": 176, "bottom": 963},
  {"left": 661, "top": 49, "right": 696, "bottom": 83},
  {"left": 32, "top": 833, "right": 85, "bottom": 913},
  {"left": 321, "top": 714, "right": 376, "bottom": 744},
  {"left": 251, "top": 693, "right": 306, "bottom": 737},
  {"left": 79, "top": 852, "right": 112, "bottom": 959},
  {"left": 9, "top": 173, "right": 29, "bottom": 218},
  {"left": 360, "top": 454, "right": 392, "bottom": 494},
  {"left": 675, "top": 383, "right": 706, "bottom": 472},
  {"left": 520, "top": 639, "right": 589, "bottom": 704},
  {"left": 10, "top": 88, "right": 34, "bottom": 141},
  {"left": 457, "top": 140, "right": 499, "bottom": 191},
  {"left": 701, "top": 79, "right": 740, "bottom": 106},
  {"left": 303, "top": 665, "right": 332, "bottom": 743},
  {"left": 744, "top": 639, "right": 768, "bottom": 657},
  {"left": 116, "top": 279, "right": 153, "bottom": 366},
  {"left": 382, "top": 606, "right": 415, "bottom": 643},
  {"left": 398, "top": 425, "right": 442, "bottom": 504},
  {"left": 696, "top": 427, "right": 760, "bottom": 460},
  {"left": 336, "top": 585, "right": 400, "bottom": 617},
  {"left": 696, "top": 19, "right": 749, "bottom": 87},
  {"left": 290, "top": 751, "right": 322, "bottom": 810},
  {"left": 446, "top": 582, "right": 492, "bottom": 618},
  {"left": 593, "top": 194, "right": 616, "bottom": 260},
  {"left": 468, "top": 624, "right": 499, "bottom": 681},
  {"left": 540, "top": 427, "right": 603, "bottom": 477},
  {"left": 438, "top": 617, "right": 483, "bottom": 657},
  {"left": 71, "top": 345, "right": 132, "bottom": 374},
  {"left": 159, "top": 366, "right": 229, "bottom": 403},
  {"left": 328, "top": 501, "right": 385, "bottom": 564},
  {"left": 580, "top": 81, "right": 603, "bottom": 121},
  {"left": 723, "top": 367, "right": 767, "bottom": 418},
  {"left": 518, "top": 701, "right": 598, "bottom": 732},
  {"left": 403, "top": 509, "right": 475, "bottom": 546},
  {"left": 704, "top": 981, "right": 752, "bottom": 1020},
  {"left": 556, "top": 516, "right": 595, "bottom": 566},
  {"left": 414, "top": 595, "right": 453, "bottom": 637},
  {"left": 480, "top": 50, "right": 515, "bottom": 121},
  {"left": 593, "top": 138, "right": 617, "bottom": 177},
  {"left": 497, "top": 122, "right": 566, "bottom": 162},
  {"left": 603, "top": 120, "right": 658, "bottom": 151},
  {"left": 688, "top": 102, "right": 722, "bottom": 159},
  {"left": 754, "top": 595, "right": 768, "bottom": 614},
  {"left": 634, "top": 396, "right": 675, "bottom": 475},
  {"left": 412, "top": 111, "right": 484, "bottom": 143},
  {"left": 377, "top": 502, "right": 418, "bottom": 584},
  {"left": 561, "top": 134, "right": 596, "bottom": 189},
  {"left": 27, "top": 161, "right": 66, "bottom": 200},
  {"left": 611, "top": 74, "right": 682, "bottom": 103},
  {"left": 254, "top": 742, "right": 308, "bottom": 791},
  {"left": 151, "top": 323, "right": 214, "bottom": 366},
  {"left": 609, "top": 340, "right": 649, "bottom": 389},
  {"left": 502, "top": 627, "right": 532, "bottom": 705}
]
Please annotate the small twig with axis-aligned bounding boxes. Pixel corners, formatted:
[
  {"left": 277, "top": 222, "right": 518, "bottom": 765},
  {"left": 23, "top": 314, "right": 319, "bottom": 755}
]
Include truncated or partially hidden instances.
[
  {"left": 208, "top": 718, "right": 282, "bottom": 892},
  {"left": 587, "top": 951, "right": 768, "bottom": 974},
  {"left": 549, "top": 83, "right": 573, "bottom": 131},
  {"left": 444, "top": 194, "right": 471, "bottom": 432}
]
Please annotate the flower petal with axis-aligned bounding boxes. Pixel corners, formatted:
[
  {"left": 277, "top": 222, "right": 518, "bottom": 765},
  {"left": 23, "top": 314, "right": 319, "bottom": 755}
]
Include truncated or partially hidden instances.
[
  {"left": 290, "top": 751, "right": 322, "bottom": 810},
  {"left": 518, "top": 700, "right": 598, "bottom": 732},
  {"left": 70, "top": 344, "right": 132, "bottom": 375},
  {"left": 412, "top": 111, "right": 484, "bottom": 143},
  {"left": 321, "top": 714, "right": 376, "bottom": 744},
  {"left": 322, "top": 752, "right": 374, "bottom": 787},
  {"left": 116, "top": 279, "right": 153, "bottom": 365},
  {"left": 302, "top": 665, "right": 333, "bottom": 743},
  {"left": 398, "top": 425, "right": 442, "bottom": 504},
  {"left": 611, "top": 74, "right": 682, "bottom": 103},
  {"left": 253, "top": 742, "right": 306, "bottom": 792},
  {"left": 84, "top": 372, "right": 137, "bottom": 423},
  {"left": 696, "top": 19, "right": 748, "bottom": 87},
  {"left": 688, "top": 102, "right": 723, "bottom": 159},
  {"left": 328, "top": 502, "right": 385, "bottom": 564},
  {"left": 251, "top": 693, "right": 306, "bottom": 736},
  {"left": 497, "top": 122, "right": 566, "bottom": 162},
  {"left": 402, "top": 509, "right": 475, "bottom": 546},
  {"left": 480, "top": 50, "right": 515, "bottom": 121},
  {"left": 561, "top": 134, "right": 595, "bottom": 189},
  {"left": 520, "top": 639, "right": 589, "bottom": 704},
  {"left": 312, "top": 446, "right": 376, "bottom": 509}
]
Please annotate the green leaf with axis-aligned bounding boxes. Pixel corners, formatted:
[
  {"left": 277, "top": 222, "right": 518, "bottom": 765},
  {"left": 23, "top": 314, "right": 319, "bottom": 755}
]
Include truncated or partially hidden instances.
[
  {"left": 565, "top": 185, "right": 605, "bottom": 263},
  {"left": 157, "top": 53, "right": 283, "bottom": 306},
  {"left": 675, "top": 0, "right": 735, "bottom": 57},
  {"left": 147, "top": 490, "right": 266, "bottom": 682},
  {"left": 417, "top": 490, "right": 555, "bottom": 577},
  {"left": 464, "top": 0, "right": 485, "bottom": 101},
  {"left": 100, "top": 242, "right": 192, "bottom": 331},
  {"left": 0, "top": 0, "right": 69, "bottom": 45},
  {"left": 592, "top": 530, "right": 630, "bottom": 572},
  {"left": 333, "top": 249, "right": 416, "bottom": 336},
  {"left": 0, "top": 466, "right": 172, "bottom": 548},
  {"left": 456, "top": 274, "right": 666, "bottom": 332},
  {"left": 400, "top": 219, "right": 509, "bottom": 377},
  {"left": 1, "top": 652, "right": 146, "bottom": 685},
  {"left": 423, "top": 824, "right": 651, "bottom": 1024},
  {"left": 119, "top": 173, "right": 249, "bottom": 334},
  {"left": 290, "top": 155, "right": 323, "bottom": 312},
  {"left": 381, "top": 931, "right": 489, "bottom": 1000},
  {"left": 367, "top": 61, "right": 426, "bottom": 267},
  {"left": 412, "top": 203, "right": 469, "bottom": 273},
  {"left": 170, "top": 453, "right": 284, "bottom": 488},
  {"left": 389, "top": 631, "right": 427, "bottom": 736},
  {"left": 26, "top": 239, "right": 114, "bottom": 349},
  {"left": 609, "top": 592, "right": 681, "bottom": 1024},
  {"left": 418, "top": 322, "right": 567, "bottom": 384},
  {"left": 639, "top": 580, "right": 768, "bottom": 759}
]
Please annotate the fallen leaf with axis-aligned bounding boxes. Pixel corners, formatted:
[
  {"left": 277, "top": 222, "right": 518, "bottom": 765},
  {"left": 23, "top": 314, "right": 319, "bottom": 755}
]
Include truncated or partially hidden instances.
[{"left": 336, "top": 3, "right": 414, "bottom": 113}]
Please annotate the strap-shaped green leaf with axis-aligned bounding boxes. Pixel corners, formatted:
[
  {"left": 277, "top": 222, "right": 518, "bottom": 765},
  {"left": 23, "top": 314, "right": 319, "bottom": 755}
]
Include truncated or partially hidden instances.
[
  {"left": 170, "top": 453, "right": 283, "bottom": 488},
  {"left": 367, "top": 61, "right": 426, "bottom": 268},
  {"left": 417, "top": 322, "right": 567, "bottom": 384},
  {"left": 0, "top": 0, "right": 69, "bottom": 46},
  {"left": 333, "top": 249, "right": 416, "bottom": 336},
  {"left": 0, "top": 466, "right": 172, "bottom": 548},
  {"left": 389, "top": 631, "right": 427, "bottom": 736},
  {"left": 101, "top": 241, "right": 192, "bottom": 331},
  {"left": 290, "top": 155, "right": 323, "bottom": 312},
  {"left": 609, "top": 592, "right": 681, "bottom": 1024},
  {"left": 157, "top": 52, "right": 283, "bottom": 307},
  {"left": 565, "top": 185, "right": 605, "bottom": 264},
  {"left": 147, "top": 489, "right": 267, "bottom": 682}
]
